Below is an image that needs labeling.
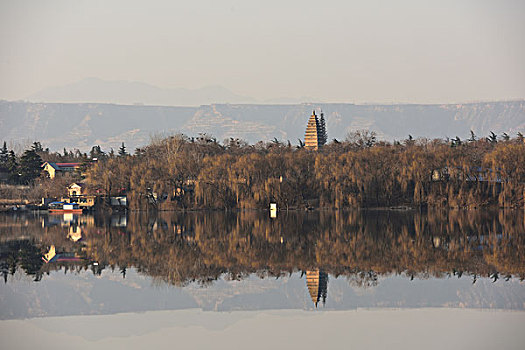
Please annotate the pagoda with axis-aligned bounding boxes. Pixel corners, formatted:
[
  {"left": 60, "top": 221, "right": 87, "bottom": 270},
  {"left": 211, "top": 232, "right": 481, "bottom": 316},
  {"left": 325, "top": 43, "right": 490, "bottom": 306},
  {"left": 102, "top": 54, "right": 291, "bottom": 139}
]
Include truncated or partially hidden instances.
[{"left": 304, "top": 110, "right": 327, "bottom": 150}]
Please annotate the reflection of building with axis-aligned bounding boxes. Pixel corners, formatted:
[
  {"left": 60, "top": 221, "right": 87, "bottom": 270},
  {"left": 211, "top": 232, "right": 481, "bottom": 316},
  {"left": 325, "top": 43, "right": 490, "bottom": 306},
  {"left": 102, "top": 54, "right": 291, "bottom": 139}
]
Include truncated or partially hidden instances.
[
  {"left": 306, "top": 269, "right": 328, "bottom": 307},
  {"left": 40, "top": 213, "right": 95, "bottom": 235},
  {"left": 42, "top": 245, "right": 84, "bottom": 263},
  {"left": 67, "top": 226, "right": 82, "bottom": 241},
  {"left": 43, "top": 245, "right": 56, "bottom": 263},
  {"left": 111, "top": 215, "right": 127, "bottom": 227}
]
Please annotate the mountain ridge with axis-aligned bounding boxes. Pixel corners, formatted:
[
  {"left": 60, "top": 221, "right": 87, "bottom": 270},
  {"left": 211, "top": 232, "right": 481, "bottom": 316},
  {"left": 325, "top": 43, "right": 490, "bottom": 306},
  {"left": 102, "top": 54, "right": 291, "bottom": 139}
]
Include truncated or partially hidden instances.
[
  {"left": 1, "top": 100, "right": 524, "bottom": 152},
  {"left": 27, "top": 78, "right": 258, "bottom": 106}
]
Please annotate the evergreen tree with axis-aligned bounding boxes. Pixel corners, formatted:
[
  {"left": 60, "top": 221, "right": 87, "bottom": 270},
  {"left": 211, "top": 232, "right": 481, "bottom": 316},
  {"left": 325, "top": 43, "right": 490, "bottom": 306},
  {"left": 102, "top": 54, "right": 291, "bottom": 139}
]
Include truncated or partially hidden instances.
[
  {"left": 0, "top": 141, "right": 8, "bottom": 168},
  {"left": 18, "top": 148, "right": 43, "bottom": 184},
  {"left": 319, "top": 112, "right": 327, "bottom": 146},
  {"left": 118, "top": 142, "right": 127, "bottom": 157},
  {"left": 488, "top": 131, "right": 498, "bottom": 143},
  {"left": 89, "top": 145, "right": 105, "bottom": 160},
  {"left": 405, "top": 135, "right": 415, "bottom": 146},
  {"left": 31, "top": 142, "right": 43, "bottom": 152},
  {"left": 74, "top": 149, "right": 83, "bottom": 159},
  {"left": 7, "top": 150, "right": 18, "bottom": 183}
]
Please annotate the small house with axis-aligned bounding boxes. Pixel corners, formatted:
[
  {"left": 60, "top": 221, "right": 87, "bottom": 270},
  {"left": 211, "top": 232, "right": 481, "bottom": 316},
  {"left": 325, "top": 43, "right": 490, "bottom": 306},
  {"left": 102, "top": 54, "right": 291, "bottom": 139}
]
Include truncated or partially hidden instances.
[
  {"left": 62, "top": 195, "right": 96, "bottom": 208},
  {"left": 42, "top": 162, "right": 82, "bottom": 179},
  {"left": 77, "top": 196, "right": 96, "bottom": 208},
  {"left": 68, "top": 183, "right": 86, "bottom": 197}
]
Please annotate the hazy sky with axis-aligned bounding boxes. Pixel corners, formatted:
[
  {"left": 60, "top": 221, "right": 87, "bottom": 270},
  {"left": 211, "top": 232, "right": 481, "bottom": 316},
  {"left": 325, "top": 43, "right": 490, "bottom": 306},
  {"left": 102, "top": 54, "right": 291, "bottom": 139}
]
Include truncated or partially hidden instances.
[{"left": 1, "top": 0, "right": 524, "bottom": 103}]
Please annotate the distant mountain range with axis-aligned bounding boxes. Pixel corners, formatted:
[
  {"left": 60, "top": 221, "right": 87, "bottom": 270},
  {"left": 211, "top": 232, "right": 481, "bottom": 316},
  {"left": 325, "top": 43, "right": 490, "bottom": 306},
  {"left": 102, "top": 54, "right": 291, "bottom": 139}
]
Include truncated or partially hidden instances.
[
  {"left": 27, "top": 78, "right": 259, "bottom": 106},
  {"left": 1, "top": 100, "right": 524, "bottom": 152}
]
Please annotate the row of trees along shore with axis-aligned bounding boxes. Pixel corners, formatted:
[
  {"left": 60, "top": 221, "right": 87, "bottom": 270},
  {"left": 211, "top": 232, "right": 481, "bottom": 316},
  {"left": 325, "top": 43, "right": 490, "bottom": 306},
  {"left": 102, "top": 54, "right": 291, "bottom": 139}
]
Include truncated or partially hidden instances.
[
  {"left": 1, "top": 131, "right": 524, "bottom": 209},
  {"left": 85, "top": 131, "right": 525, "bottom": 210}
]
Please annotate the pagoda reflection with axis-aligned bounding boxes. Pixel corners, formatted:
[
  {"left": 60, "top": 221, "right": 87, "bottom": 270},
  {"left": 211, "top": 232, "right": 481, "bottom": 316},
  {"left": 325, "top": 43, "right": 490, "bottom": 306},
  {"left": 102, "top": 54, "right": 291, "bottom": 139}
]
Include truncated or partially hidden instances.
[{"left": 306, "top": 269, "right": 328, "bottom": 308}]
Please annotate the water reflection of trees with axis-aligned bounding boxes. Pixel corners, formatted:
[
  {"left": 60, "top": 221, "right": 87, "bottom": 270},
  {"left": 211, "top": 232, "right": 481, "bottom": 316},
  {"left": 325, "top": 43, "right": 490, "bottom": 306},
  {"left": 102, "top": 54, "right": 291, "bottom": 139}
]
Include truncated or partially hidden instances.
[{"left": 0, "top": 210, "right": 524, "bottom": 286}]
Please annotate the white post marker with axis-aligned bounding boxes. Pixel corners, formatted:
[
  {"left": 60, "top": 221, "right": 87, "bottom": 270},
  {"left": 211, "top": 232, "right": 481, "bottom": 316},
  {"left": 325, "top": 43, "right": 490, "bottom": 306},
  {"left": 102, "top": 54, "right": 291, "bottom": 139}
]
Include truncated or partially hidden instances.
[{"left": 270, "top": 203, "right": 277, "bottom": 218}]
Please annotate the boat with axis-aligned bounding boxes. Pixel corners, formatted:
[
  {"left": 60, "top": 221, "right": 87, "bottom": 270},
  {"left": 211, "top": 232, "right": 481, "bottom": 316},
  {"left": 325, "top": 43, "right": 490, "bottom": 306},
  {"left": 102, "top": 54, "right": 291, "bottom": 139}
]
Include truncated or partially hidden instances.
[{"left": 48, "top": 201, "right": 83, "bottom": 213}]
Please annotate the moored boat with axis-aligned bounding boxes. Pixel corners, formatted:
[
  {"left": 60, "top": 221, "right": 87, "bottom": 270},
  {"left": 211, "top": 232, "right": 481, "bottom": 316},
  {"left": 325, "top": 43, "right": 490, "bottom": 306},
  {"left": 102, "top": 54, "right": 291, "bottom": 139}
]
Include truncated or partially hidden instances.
[{"left": 48, "top": 201, "right": 83, "bottom": 213}]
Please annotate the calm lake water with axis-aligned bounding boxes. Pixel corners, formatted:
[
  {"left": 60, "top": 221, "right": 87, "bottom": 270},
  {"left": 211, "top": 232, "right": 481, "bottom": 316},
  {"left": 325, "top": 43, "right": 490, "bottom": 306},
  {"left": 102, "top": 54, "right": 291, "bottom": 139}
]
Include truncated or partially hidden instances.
[{"left": 1, "top": 209, "right": 524, "bottom": 349}]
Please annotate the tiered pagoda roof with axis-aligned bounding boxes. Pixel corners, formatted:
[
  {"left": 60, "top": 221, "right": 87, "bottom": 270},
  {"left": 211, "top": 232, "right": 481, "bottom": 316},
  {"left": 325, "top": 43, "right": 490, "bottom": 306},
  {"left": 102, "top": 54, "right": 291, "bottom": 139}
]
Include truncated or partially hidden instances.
[{"left": 304, "top": 110, "right": 327, "bottom": 150}]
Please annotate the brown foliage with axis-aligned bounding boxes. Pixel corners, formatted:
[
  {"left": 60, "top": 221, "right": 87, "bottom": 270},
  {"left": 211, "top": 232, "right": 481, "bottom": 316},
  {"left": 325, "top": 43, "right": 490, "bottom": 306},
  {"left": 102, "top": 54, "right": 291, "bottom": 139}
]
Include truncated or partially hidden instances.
[{"left": 83, "top": 135, "right": 525, "bottom": 210}]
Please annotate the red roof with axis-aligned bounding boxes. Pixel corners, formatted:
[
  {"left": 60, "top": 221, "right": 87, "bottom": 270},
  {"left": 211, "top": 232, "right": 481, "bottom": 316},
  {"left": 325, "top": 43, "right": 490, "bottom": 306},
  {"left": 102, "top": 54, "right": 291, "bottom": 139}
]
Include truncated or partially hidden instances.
[{"left": 56, "top": 163, "right": 81, "bottom": 167}]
